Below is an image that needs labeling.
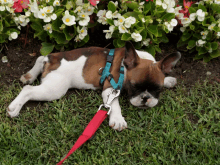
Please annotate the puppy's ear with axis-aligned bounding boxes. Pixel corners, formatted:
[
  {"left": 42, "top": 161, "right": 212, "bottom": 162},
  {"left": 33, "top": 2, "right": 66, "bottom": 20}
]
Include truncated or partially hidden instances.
[
  {"left": 124, "top": 41, "right": 140, "bottom": 70},
  {"left": 157, "top": 52, "right": 181, "bottom": 74}
]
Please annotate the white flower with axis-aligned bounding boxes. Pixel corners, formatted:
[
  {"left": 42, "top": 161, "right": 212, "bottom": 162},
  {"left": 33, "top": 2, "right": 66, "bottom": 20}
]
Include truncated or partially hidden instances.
[
  {"left": 62, "top": 10, "right": 76, "bottom": 26},
  {"left": 167, "top": 7, "right": 175, "bottom": 13},
  {"left": 53, "top": 0, "right": 60, "bottom": 6},
  {"left": 118, "top": 25, "right": 128, "bottom": 33},
  {"left": 103, "top": 25, "right": 115, "bottom": 39},
  {"left": 38, "top": 9, "right": 47, "bottom": 19},
  {"left": 112, "top": 11, "right": 120, "bottom": 18},
  {"left": 175, "top": 6, "right": 182, "bottom": 14},
  {"left": 196, "top": 9, "right": 205, "bottom": 21},
  {"left": 44, "top": 17, "right": 51, "bottom": 23},
  {"left": 208, "top": 23, "right": 216, "bottom": 31},
  {"left": 18, "top": 15, "right": 29, "bottom": 26},
  {"left": 131, "top": 33, "right": 142, "bottom": 42},
  {"left": 0, "top": 6, "right": 5, "bottom": 11},
  {"left": 78, "top": 12, "right": 90, "bottom": 26},
  {"left": 76, "top": 0, "right": 83, "bottom": 6},
  {"left": 46, "top": 0, "right": 50, "bottom": 3},
  {"left": 43, "top": 24, "right": 52, "bottom": 33},
  {"left": 208, "top": 48, "right": 212, "bottom": 53},
  {"left": 215, "top": 0, "right": 220, "bottom": 4},
  {"left": 77, "top": 26, "right": 87, "bottom": 40},
  {"left": 9, "top": 32, "right": 18, "bottom": 41},
  {"left": 97, "top": 10, "right": 107, "bottom": 25},
  {"left": 162, "top": 3, "right": 167, "bottom": 9},
  {"left": 142, "top": 38, "right": 151, "bottom": 46},
  {"left": 106, "top": 11, "right": 113, "bottom": 19},
  {"left": 181, "top": 17, "right": 191, "bottom": 25},
  {"left": 201, "top": 31, "right": 208, "bottom": 39},
  {"left": 117, "top": 16, "right": 125, "bottom": 25},
  {"left": 217, "top": 32, "right": 220, "bottom": 36},
  {"left": 51, "top": 13, "right": 57, "bottom": 20},
  {"left": 86, "top": 6, "right": 94, "bottom": 15},
  {"left": 189, "top": 13, "right": 196, "bottom": 21},
  {"left": 25, "top": 11, "right": 31, "bottom": 17},
  {"left": 124, "top": 17, "right": 136, "bottom": 28},
  {"left": 170, "top": 19, "right": 177, "bottom": 26},
  {"left": 43, "top": 6, "right": 54, "bottom": 14},
  {"left": 176, "top": 13, "right": 184, "bottom": 20},
  {"left": 156, "top": 0, "right": 162, "bottom": 6},
  {"left": 196, "top": 39, "right": 206, "bottom": 47}
]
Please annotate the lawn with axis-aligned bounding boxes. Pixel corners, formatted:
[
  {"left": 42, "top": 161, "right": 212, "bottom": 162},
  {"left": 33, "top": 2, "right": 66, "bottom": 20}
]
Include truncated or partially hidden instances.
[{"left": 0, "top": 80, "right": 220, "bottom": 164}]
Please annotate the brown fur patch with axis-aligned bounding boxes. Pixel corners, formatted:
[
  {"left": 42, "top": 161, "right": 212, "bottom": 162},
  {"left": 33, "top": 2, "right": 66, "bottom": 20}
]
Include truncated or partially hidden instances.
[{"left": 24, "top": 73, "right": 32, "bottom": 80}]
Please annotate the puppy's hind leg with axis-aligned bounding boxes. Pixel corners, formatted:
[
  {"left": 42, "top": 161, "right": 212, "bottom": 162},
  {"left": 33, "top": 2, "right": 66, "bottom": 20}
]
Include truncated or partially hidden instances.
[
  {"left": 20, "top": 56, "right": 47, "bottom": 84},
  {"left": 7, "top": 75, "right": 69, "bottom": 117},
  {"left": 164, "top": 76, "right": 177, "bottom": 88}
]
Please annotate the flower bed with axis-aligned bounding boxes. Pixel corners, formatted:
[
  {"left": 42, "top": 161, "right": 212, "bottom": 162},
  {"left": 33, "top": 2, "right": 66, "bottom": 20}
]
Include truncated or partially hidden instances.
[{"left": 0, "top": 0, "right": 220, "bottom": 62}]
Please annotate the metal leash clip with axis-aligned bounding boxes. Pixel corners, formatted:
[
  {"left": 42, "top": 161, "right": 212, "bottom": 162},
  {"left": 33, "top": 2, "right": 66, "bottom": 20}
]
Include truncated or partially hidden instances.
[{"left": 98, "top": 89, "right": 120, "bottom": 115}]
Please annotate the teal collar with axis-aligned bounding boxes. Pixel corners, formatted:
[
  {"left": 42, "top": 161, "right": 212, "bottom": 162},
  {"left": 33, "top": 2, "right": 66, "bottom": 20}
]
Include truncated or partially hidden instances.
[{"left": 99, "top": 49, "right": 124, "bottom": 90}]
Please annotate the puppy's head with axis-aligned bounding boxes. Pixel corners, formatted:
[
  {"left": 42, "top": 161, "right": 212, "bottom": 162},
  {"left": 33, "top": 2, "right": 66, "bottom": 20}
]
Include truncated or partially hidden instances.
[{"left": 123, "top": 42, "right": 181, "bottom": 108}]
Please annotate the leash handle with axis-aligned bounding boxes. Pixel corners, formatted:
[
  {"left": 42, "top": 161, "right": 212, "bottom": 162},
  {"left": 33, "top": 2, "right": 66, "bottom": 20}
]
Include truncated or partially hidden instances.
[{"left": 57, "top": 110, "right": 108, "bottom": 165}]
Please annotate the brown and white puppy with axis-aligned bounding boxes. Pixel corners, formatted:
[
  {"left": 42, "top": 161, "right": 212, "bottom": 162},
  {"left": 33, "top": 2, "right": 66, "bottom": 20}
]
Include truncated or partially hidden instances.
[{"left": 7, "top": 42, "right": 181, "bottom": 131}]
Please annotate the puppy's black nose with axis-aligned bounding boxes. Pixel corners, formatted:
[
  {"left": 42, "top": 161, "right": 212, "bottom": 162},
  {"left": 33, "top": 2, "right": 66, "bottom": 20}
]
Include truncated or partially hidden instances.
[{"left": 141, "top": 95, "right": 150, "bottom": 102}]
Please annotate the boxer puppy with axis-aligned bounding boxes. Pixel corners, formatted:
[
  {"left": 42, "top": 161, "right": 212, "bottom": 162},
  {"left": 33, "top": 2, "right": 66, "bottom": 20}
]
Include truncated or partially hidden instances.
[{"left": 7, "top": 41, "right": 181, "bottom": 131}]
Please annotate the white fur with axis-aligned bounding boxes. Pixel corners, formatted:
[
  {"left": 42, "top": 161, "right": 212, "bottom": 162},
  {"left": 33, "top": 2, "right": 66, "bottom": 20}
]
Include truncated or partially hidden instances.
[
  {"left": 130, "top": 90, "right": 159, "bottom": 108},
  {"left": 164, "top": 77, "right": 177, "bottom": 88},
  {"left": 8, "top": 56, "right": 98, "bottom": 117},
  {"left": 102, "top": 88, "right": 127, "bottom": 131},
  {"left": 136, "top": 50, "right": 156, "bottom": 62}
]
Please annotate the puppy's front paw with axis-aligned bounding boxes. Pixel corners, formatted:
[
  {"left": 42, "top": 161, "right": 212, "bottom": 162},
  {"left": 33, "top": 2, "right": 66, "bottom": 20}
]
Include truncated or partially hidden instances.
[
  {"left": 7, "top": 107, "right": 20, "bottom": 118},
  {"left": 109, "top": 114, "right": 127, "bottom": 131},
  {"left": 164, "top": 77, "right": 177, "bottom": 88},
  {"left": 7, "top": 102, "right": 22, "bottom": 118},
  {"left": 20, "top": 73, "right": 33, "bottom": 84}
]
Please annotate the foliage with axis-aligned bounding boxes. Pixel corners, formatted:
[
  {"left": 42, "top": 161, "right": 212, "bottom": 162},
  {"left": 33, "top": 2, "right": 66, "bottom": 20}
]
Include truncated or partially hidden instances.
[
  {"left": 176, "top": 0, "right": 220, "bottom": 62},
  {"left": 98, "top": 0, "right": 178, "bottom": 56},
  {"left": 0, "top": 0, "right": 220, "bottom": 60}
]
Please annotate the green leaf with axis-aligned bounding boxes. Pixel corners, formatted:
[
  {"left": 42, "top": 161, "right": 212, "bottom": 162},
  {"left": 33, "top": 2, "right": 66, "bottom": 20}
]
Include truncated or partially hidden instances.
[
  {"left": 147, "top": 25, "right": 158, "bottom": 37},
  {"left": 188, "top": 7, "right": 196, "bottom": 14},
  {"left": 198, "top": 46, "right": 208, "bottom": 55},
  {"left": 182, "top": 32, "right": 192, "bottom": 41},
  {"left": 0, "top": 20, "right": 3, "bottom": 32},
  {"left": 121, "top": 33, "right": 132, "bottom": 41},
  {"left": 3, "top": 19, "right": 10, "bottom": 27},
  {"left": 198, "top": 4, "right": 206, "bottom": 12},
  {"left": 161, "top": 13, "right": 175, "bottom": 22},
  {"left": 123, "top": 12, "right": 139, "bottom": 19},
  {"left": 108, "top": 1, "right": 116, "bottom": 12},
  {"left": 187, "top": 40, "right": 196, "bottom": 49},
  {"left": 55, "top": 9, "right": 64, "bottom": 17},
  {"left": 52, "top": 19, "right": 63, "bottom": 31},
  {"left": 31, "top": 21, "right": 43, "bottom": 32},
  {"left": 143, "top": 3, "right": 151, "bottom": 15},
  {"left": 210, "top": 49, "right": 220, "bottom": 58},
  {"left": 117, "top": 39, "right": 125, "bottom": 47},
  {"left": 145, "top": 45, "right": 156, "bottom": 56},
  {"left": 161, "top": 32, "right": 169, "bottom": 43},
  {"left": 136, "top": 27, "right": 145, "bottom": 33},
  {"left": 34, "top": 31, "right": 47, "bottom": 41},
  {"left": 211, "top": 3, "right": 220, "bottom": 14},
  {"left": 106, "top": 19, "right": 114, "bottom": 26},
  {"left": 40, "top": 42, "right": 55, "bottom": 56},
  {"left": 63, "top": 27, "right": 74, "bottom": 41},
  {"left": 0, "top": 34, "right": 7, "bottom": 43},
  {"left": 125, "top": 1, "right": 139, "bottom": 10},
  {"left": 203, "top": 55, "right": 213, "bottom": 62},
  {"left": 154, "top": 45, "right": 161, "bottom": 53},
  {"left": 211, "top": 42, "right": 218, "bottom": 50}
]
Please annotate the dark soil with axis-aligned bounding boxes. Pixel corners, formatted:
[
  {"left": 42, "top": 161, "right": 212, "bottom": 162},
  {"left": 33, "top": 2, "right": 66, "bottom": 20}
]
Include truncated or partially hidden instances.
[{"left": 1, "top": 27, "right": 220, "bottom": 88}]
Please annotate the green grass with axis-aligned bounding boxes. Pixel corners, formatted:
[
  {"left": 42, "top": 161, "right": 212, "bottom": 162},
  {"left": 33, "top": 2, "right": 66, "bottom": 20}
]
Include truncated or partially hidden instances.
[{"left": 0, "top": 80, "right": 220, "bottom": 165}]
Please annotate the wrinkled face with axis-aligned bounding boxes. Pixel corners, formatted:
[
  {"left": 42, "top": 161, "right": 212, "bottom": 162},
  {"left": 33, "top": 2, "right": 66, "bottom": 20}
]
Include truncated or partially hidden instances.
[
  {"left": 123, "top": 41, "right": 181, "bottom": 108},
  {"left": 125, "top": 60, "right": 165, "bottom": 108}
]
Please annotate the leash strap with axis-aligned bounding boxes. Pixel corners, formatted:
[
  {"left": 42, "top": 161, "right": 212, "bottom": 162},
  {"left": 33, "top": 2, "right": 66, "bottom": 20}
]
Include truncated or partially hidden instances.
[
  {"left": 100, "top": 49, "right": 124, "bottom": 90},
  {"left": 57, "top": 110, "right": 108, "bottom": 165}
]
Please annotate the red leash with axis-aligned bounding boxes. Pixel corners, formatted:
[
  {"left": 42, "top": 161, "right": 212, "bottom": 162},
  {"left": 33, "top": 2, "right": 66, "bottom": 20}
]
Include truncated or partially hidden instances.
[{"left": 57, "top": 110, "right": 108, "bottom": 165}]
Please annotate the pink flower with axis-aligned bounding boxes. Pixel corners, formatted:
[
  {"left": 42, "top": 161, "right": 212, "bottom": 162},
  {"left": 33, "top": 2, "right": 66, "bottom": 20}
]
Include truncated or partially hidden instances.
[
  {"left": 179, "top": 0, "right": 195, "bottom": 17},
  {"left": 89, "top": 0, "right": 99, "bottom": 6},
  {"left": 13, "top": 0, "right": 29, "bottom": 13}
]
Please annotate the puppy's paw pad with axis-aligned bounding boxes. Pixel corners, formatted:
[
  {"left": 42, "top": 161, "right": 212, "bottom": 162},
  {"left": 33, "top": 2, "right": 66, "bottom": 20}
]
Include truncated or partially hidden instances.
[
  {"left": 20, "top": 73, "right": 32, "bottom": 84},
  {"left": 109, "top": 115, "right": 127, "bottom": 131},
  {"left": 164, "top": 77, "right": 177, "bottom": 88}
]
